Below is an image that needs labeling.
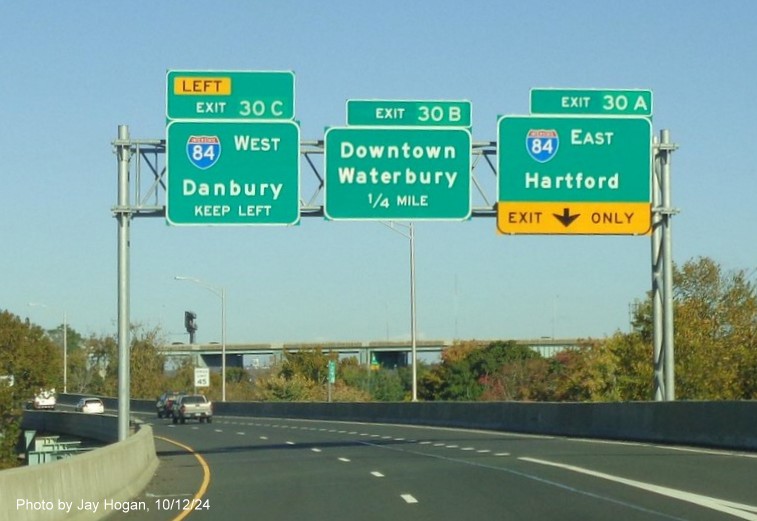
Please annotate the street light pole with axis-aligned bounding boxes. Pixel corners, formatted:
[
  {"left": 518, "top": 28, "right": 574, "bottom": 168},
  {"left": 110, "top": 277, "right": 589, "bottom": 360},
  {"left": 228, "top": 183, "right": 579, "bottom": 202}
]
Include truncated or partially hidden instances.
[
  {"left": 175, "top": 276, "right": 227, "bottom": 402},
  {"left": 382, "top": 221, "right": 418, "bottom": 402},
  {"left": 28, "top": 303, "right": 67, "bottom": 393},
  {"left": 63, "top": 311, "right": 67, "bottom": 394},
  {"left": 409, "top": 223, "right": 417, "bottom": 402}
]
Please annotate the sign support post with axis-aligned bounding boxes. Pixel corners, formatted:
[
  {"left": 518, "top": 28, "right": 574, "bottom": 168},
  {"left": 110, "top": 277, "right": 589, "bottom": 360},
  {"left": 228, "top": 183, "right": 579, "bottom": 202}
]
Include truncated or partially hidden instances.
[
  {"left": 661, "top": 129, "right": 677, "bottom": 401},
  {"left": 115, "top": 124, "right": 132, "bottom": 442},
  {"left": 651, "top": 129, "right": 678, "bottom": 401}
]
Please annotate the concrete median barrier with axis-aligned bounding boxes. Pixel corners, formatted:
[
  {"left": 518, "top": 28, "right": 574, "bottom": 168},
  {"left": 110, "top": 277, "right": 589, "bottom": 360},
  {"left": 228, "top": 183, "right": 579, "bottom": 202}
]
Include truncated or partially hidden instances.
[
  {"left": 2, "top": 415, "right": 157, "bottom": 521},
  {"left": 212, "top": 400, "right": 757, "bottom": 451}
]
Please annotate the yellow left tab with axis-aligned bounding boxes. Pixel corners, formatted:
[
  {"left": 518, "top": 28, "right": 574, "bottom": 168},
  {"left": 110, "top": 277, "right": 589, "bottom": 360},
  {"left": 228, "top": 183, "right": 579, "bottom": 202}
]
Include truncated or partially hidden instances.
[{"left": 173, "top": 77, "right": 232, "bottom": 95}]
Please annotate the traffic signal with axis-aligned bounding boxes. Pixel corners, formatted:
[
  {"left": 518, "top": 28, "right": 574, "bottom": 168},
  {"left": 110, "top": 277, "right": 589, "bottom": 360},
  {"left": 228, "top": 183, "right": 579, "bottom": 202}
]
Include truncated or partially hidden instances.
[{"left": 184, "top": 311, "right": 198, "bottom": 333}]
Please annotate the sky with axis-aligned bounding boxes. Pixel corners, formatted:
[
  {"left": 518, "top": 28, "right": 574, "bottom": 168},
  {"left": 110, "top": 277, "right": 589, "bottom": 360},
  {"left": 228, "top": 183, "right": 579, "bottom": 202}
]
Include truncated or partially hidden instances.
[{"left": 2, "top": 1, "right": 756, "bottom": 346}]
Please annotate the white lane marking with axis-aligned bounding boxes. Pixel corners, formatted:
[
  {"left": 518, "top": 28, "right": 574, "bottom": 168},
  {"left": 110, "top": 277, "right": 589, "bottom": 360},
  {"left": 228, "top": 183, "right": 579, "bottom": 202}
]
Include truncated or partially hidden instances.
[
  {"left": 433, "top": 443, "right": 446, "bottom": 447},
  {"left": 285, "top": 441, "right": 295, "bottom": 445},
  {"left": 349, "top": 431, "right": 358, "bottom": 435},
  {"left": 371, "top": 471, "right": 385, "bottom": 478},
  {"left": 311, "top": 448, "right": 322, "bottom": 453},
  {"left": 382, "top": 436, "right": 392, "bottom": 439},
  {"left": 495, "top": 452, "right": 510, "bottom": 457},
  {"left": 520, "top": 457, "right": 757, "bottom": 520},
  {"left": 360, "top": 440, "right": 688, "bottom": 520},
  {"left": 419, "top": 441, "right": 432, "bottom": 445},
  {"left": 446, "top": 445, "right": 459, "bottom": 449},
  {"left": 338, "top": 457, "right": 351, "bottom": 463},
  {"left": 461, "top": 447, "right": 475, "bottom": 451},
  {"left": 236, "top": 432, "right": 245, "bottom": 435},
  {"left": 259, "top": 436, "right": 268, "bottom": 440},
  {"left": 394, "top": 438, "right": 405, "bottom": 441},
  {"left": 477, "top": 449, "right": 491, "bottom": 454},
  {"left": 658, "top": 446, "right": 757, "bottom": 459},
  {"left": 401, "top": 494, "right": 419, "bottom": 504}
]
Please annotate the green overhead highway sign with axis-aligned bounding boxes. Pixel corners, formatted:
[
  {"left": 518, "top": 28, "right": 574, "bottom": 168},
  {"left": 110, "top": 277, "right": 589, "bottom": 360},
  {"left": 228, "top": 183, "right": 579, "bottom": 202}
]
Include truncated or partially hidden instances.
[
  {"left": 166, "top": 70, "right": 295, "bottom": 120},
  {"left": 166, "top": 120, "right": 300, "bottom": 225},
  {"left": 346, "top": 100, "right": 471, "bottom": 127},
  {"left": 530, "top": 88, "right": 653, "bottom": 117},
  {"left": 497, "top": 115, "right": 652, "bottom": 234},
  {"left": 324, "top": 127, "right": 471, "bottom": 220}
]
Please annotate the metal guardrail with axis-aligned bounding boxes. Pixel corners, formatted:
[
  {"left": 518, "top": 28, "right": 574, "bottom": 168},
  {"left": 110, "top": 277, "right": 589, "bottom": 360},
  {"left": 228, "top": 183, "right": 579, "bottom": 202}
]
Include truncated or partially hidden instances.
[{"left": 24, "top": 430, "right": 92, "bottom": 465}]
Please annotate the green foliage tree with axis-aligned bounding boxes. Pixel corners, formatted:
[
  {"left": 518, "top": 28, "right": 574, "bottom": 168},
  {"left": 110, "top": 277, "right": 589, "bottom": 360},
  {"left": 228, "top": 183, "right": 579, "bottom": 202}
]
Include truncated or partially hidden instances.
[
  {"left": 419, "top": 340, "right": 542, "bottom": 400},
  {"left": 254, "top": 373, "right": 318, "bottom": 401},
  {"left": 279, "top": 348, "right": 334, "bottom": 385},
  {"left": 46, "top": 323, "right": 84, "bottom": 354},
  {"left": 0, "top": 310, "right": 61, "bottom": 468},
  {"left": 128, "top": 326, "right": 168, "bottom": 399},
  {"left": 602, "top": 330, "right": 653, "bottom": 401}
]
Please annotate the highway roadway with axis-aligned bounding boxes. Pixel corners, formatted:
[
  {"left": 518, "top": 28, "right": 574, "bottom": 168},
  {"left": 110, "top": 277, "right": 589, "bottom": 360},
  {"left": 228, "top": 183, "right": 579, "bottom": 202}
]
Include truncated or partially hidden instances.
[{"left": 125, "top": 411, "right": 757, "bottom": 521}]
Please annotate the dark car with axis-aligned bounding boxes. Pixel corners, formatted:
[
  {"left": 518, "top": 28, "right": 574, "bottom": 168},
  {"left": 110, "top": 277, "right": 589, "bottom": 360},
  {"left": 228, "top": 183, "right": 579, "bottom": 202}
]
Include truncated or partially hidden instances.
[{"left": 156, "top": 391, "right": 183, "bottom": 418}]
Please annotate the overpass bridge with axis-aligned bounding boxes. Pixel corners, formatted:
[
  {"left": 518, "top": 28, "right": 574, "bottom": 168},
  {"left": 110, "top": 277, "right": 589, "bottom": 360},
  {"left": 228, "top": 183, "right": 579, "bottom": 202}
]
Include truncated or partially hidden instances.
[{"left": 159, "top": 338, "right": 583, "bottom": 370}]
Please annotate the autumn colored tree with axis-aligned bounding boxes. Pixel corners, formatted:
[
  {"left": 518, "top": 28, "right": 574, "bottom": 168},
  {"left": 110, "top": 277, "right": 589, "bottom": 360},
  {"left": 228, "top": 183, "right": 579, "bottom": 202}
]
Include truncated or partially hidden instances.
[
  {"left": 613, "top": 257, "right": 756, "bottom": 400},
  {"left": 671, "top": 258, "right": 757, "bottom": 399},
  {"left": 67, "top": 325, "right": 168, "bottom": 399},
  {"left": 279, "top": 348, "right": 335, "bottom": 386},
  {"left": 479, "top": 357, "right": 551, "bottom": 401},
  {"left": 419, "top": 340, "right": 542, "bottom": 400}
]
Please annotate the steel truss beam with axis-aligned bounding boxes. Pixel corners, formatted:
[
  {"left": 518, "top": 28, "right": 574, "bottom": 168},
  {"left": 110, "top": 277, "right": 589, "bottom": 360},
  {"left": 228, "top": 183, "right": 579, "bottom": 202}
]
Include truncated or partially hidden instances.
[{"left": 110, "top": 138, "right": 499, "bottom": 220}]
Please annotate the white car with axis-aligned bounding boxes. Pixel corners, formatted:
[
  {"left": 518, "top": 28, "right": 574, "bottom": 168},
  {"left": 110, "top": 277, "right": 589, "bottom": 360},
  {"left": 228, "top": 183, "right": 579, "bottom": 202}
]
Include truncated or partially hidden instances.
[
  {"left": 29, "top": 388, "right": 56, "bottom": 410},
  {"left": 75, "top": 397, "right": 105, "bottom": 414}
]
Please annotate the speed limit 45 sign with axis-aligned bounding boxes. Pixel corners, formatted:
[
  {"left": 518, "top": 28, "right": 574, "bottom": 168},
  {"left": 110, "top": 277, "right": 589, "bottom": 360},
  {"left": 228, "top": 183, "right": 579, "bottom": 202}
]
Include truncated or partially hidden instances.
[{"left": 194, "top": 367, "right": 210, "bottom": 388}]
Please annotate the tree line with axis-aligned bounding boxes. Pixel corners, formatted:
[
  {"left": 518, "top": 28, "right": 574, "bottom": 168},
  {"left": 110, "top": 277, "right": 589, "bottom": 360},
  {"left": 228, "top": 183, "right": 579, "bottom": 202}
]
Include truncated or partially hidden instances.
[{"left": 1, "top": 256, "right": 755, "bottom": 467}]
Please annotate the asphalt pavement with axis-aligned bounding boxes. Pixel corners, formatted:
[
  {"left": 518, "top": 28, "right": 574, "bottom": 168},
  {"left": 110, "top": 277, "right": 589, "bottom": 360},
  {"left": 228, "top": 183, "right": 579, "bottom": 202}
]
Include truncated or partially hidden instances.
[{"left": 109, "top": 411, "right": 757, "bottom": 521}]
